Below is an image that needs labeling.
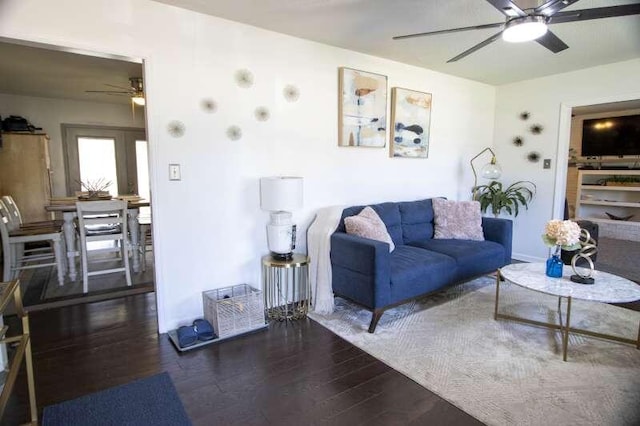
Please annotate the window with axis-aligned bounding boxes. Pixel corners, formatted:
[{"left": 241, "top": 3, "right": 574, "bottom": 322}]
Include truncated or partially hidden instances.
[{"left": 63, "top": 125, "right": 148, "bottom": 198}]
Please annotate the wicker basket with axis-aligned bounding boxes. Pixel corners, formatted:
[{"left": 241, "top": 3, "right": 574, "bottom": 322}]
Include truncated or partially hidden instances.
[{"left": 202, "top": 284, "right": 266, "bottom": 338}]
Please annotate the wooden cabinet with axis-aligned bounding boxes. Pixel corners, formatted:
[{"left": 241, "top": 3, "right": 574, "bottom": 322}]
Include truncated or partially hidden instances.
[
  {"left": 575, "top": 169, "right": 640, "bottom": 226},
  {"left": 0, "top": 133, "right": 52, "bottom": 222}
]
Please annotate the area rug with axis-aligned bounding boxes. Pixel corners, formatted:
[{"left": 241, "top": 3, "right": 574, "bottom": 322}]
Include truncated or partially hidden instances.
[
  {"left": 42, "top": 373, "right": 191, "bottom": 426},
  {"left": 310, "top": 277, "right": 640, "bottom": 426}
]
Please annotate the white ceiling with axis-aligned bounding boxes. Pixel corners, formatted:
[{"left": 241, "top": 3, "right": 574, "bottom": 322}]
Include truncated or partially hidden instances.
[
  {"left": 0, "top": 41, "right": 142, "bottom": 105},
  {"left": 0, "top": 1, "right": 637, "bottom": 105},
  {"left": 154, "top": 0, "right": 640, "bottom": 85}
]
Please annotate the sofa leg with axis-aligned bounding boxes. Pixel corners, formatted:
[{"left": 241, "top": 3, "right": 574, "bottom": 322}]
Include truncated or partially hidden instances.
[{"left": 368, "top": 310, "right": 383, "bottom": 333}]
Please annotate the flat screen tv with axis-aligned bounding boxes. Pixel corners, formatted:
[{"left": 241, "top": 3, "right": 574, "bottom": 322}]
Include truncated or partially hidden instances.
[{"left": 581, "top": 114, "right": 640, "bottom": 157}]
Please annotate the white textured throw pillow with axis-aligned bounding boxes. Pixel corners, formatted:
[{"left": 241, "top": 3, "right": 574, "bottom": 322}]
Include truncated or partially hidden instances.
[
  {"left": 344, "top": 206, "right": 395, "bottom": 252},
  {"left": 432, "top": 198, "right": 484, "bottom": 241}
]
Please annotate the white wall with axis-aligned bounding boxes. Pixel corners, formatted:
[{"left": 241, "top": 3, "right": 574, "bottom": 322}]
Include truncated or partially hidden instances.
[
  {"left": 494, "top": 59, "right": 640, "bottom": 262},
  {"left": 0, "top": 0, "right": 495, "bottom": 332},
  {"left": 0, "top": 93, "right": 145, "bottom": 196}
]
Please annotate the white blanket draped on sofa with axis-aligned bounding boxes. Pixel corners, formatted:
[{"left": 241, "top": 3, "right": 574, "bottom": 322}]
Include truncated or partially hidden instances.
[{"left": 307, "top": 205, "right": 344, "bottom": 314}]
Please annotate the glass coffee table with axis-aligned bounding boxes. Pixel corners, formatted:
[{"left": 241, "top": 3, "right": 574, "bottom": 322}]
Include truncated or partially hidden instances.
[{"left": 496, "top": 262, "right": 640, "bottom": 361}]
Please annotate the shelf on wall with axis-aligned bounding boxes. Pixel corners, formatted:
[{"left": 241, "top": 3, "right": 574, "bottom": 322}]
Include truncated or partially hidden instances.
[
  {"left": 580, "top": 200, "right": 640, "bottom": 208},
  {"left": 581, "top": 185, "right": 640, "bottom": 192}
]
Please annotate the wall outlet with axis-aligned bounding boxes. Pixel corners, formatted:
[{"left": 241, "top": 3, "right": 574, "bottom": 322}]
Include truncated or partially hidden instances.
[
  {"left": 169, "top": 164, "right": 181, "bottom": 181},
  {"left": 543, "top": 159, "right": 551, "bottom": 169}
]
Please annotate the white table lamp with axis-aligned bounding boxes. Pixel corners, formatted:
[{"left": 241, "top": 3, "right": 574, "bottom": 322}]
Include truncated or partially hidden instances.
[{"left": 260, "top": 176, "right": 303, "bottom": 260}]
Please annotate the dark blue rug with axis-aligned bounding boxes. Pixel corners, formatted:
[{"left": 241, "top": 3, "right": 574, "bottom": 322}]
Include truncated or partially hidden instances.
[{"left": 42, "top": 372, "right": 191, "bottom": 426}]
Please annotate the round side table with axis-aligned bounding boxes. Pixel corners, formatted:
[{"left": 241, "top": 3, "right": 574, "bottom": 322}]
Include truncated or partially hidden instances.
[{"left": 261, "top": 254, "right": 311, "bottom": 321}]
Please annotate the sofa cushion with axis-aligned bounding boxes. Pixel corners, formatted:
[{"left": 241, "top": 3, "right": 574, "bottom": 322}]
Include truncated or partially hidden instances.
[
  {"left": 338, "top": 203, "right": 403, "bottom": 247},
  {"left": 399, "top": 199, "right": 434, "bottom": 244},
  {"left": 432, "top": 198, "right": 484, "bottom": 241},
  {"left": 409, "top": 239, "right": 505, "bottom": 280},
  {"left": 344, "top": 206, "right": 395, "bottom": 252},
  {"left": 389, "top": 245, "right": 456, "bottom": 301}
]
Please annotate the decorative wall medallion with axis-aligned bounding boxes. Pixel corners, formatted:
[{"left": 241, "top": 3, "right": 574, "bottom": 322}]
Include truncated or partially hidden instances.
[
  {"left": 254, "top": 106, "right": 270, "bottom": 122},
  {"left": 527, "top": 151, "right": 541, "bottom": 163},
  {"left": 283, "top": 84, "right": 300, "bottom": 102},
  {"left": 530, "top": 123, "right": 544, "bottom": 134},
  {"left": 201, "top": 98, "right": 217, "bottom": 113},
  {"left": 519, "top": 111, "right": 530, "bottom": 121},
  {"left": 167, "top": 120, "right": 185, "bottom": 138},
  {"left": 512, "top": 136, "right": 524, "bottom": 147},
  {"left": 234, "top": 69, "right": 254, "bottom": 88},
  {"left": 226, "top": 125, "right": 242, "bottom": 141}
]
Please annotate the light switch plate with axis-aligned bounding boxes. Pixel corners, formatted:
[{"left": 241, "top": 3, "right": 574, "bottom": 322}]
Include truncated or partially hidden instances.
[
  {"left": 543, "top": 159, "right": 551, "bottom": 169},
  {"left": 169, "top": 164, "right": 181, "bottom": 181}
]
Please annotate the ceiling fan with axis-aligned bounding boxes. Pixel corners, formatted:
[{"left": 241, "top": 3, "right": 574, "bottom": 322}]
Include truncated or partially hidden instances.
[
  {"left": 393, "top": 0, "right": 640, "bottom": 63},
  {"left": 86, "top": 77, "right": 145, "bottom": 105}
]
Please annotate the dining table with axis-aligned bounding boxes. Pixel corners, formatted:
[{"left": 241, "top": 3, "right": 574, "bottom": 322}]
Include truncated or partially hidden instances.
[{"left": 45, "top": 197, "right": 150, "bottom": 281}]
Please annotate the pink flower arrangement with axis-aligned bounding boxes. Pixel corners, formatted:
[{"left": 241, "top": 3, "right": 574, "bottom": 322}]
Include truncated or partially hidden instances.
[{"left": 542, "top": 219, "right": 582, "bottom": 250}]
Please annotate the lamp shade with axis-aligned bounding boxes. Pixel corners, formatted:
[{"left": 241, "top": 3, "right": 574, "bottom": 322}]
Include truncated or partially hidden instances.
[
  {"left": 480, "top": 162, "right": 502, "bottom": 180},
  {"left": 260, "top": 176, "right": 303, "bottom": 211}
]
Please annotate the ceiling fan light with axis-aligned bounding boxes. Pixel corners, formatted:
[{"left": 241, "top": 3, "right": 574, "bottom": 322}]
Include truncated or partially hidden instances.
[
  {"left": 502, "top": 16, "right": 548, "bottom": 43},
  {"left": 132, "top": 96, "right": 145, "bottom": 106}
]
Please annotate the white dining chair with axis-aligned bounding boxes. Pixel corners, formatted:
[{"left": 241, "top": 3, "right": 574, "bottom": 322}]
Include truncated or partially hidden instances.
[
  {"left": 137, "top": 211, "right": 153, "bottom": 272},
  {"left": 0, "top": 199, "right": 65, "bottom": 286},
  {"left": 76, "top": 200, "right": 132, "bottom": 293},
  {"left": 1, "top": 195, "right": 63, "bottom": 230}
]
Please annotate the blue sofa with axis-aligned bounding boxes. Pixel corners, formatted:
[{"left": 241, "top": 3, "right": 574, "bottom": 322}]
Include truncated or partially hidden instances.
[{"left": 330, "top": 198, "right": 513, "bottom": 332}]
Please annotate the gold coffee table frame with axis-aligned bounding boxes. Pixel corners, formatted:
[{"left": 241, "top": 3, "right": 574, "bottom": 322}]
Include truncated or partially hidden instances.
[{"left": 495, "top": 265, "right": 640, "bottom": 362}]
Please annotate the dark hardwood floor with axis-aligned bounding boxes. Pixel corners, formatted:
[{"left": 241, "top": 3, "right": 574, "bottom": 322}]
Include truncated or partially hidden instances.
[{"left": 4, "top": 293, "right": 482, "bottom": 425}]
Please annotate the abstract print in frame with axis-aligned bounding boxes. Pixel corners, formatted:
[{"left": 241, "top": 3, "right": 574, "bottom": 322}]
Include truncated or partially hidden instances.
[
  {"left": 338, "top": 67, "right": 387, "bottom": 147},
  {"left": 390, "top": 87, "right": 432, "bottom": 158}
]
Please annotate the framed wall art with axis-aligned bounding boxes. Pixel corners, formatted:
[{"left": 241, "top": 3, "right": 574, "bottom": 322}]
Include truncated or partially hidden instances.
[
  {"left": 338, "top": 67, "right": 387, "bottom": 148},
  {"left": 389, "top": 87, "right": 432, "bottom": 158}
]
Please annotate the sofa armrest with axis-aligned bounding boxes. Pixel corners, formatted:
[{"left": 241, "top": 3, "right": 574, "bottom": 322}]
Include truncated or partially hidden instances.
[
  {"left": 330, "top": 232, "right": 391, "bottom": 276},
  {"left": 330, "top": 232, "right": 392, "bottom": 308},
  {"left": 481, "top": 217, "right": 513, "bottom": 265}
]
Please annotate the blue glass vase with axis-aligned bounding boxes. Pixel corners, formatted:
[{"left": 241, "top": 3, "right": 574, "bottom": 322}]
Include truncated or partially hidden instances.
[{"left": 545, "top": 246, "right": 563, "bottom": 278}]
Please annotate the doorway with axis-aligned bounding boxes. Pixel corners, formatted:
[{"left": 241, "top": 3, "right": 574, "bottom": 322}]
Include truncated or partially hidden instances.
[
  {"left": 557, "top": 99, "right": 640, "bottom": 283},
  {"left": 0, "top": 40, "right": 155, "bottom": 308}
]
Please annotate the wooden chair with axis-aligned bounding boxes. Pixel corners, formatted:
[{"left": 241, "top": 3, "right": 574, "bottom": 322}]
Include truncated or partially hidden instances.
[
  {"left": 0, "top": 200, "right": 65, "bottom": 286},
  {"left": 76, "top": 200, "right": 132, "bottom": 293}
]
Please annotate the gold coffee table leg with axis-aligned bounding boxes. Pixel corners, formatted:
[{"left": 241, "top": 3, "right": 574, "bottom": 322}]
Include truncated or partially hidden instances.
[{"left": 562, "top": 296, "right": 572, "bottom": 362}]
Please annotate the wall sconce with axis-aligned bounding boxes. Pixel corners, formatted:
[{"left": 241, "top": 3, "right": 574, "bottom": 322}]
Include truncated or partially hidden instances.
[{"left": 470, "top": 147, "right": 502, "bottom": 200}]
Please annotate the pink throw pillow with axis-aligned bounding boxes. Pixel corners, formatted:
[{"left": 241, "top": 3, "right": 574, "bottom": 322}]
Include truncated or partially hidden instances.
[
  {"left": 344, "top": 206, "right": 395, "bottom": 252},
  {"left": 432, "top": 198, "right": 484, "bottom": 241}
]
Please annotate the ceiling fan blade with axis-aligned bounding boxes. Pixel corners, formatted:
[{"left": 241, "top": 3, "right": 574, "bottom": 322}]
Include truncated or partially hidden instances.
[
  {"left": 550, "top": 4, "right": 640, "bottom": 24},
  {"left": 447, "top": 31, "right": 503, "bottom": 63},
  {"left": 393, "top": 22, "right": 503, "bottom": 40},
  {"left": 535, "top": 0, "right": 581, "bottom": 17},
  {"left": 535, "top": 29, "right": 569, "bottom": 53},
  {"left": 485, "top": 0, "right": 527, "bottom": 17},
  {"left": 85, "top": 90, "right": 130, "bottom": 94},
  {"left": 104, "top": 83, "right": 134, "bottom": 91}
]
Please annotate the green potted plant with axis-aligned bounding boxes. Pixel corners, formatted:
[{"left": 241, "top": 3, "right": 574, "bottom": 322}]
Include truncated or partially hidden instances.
[{"left": 473, "top": 180, "right": 536, "bottom": 217}]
